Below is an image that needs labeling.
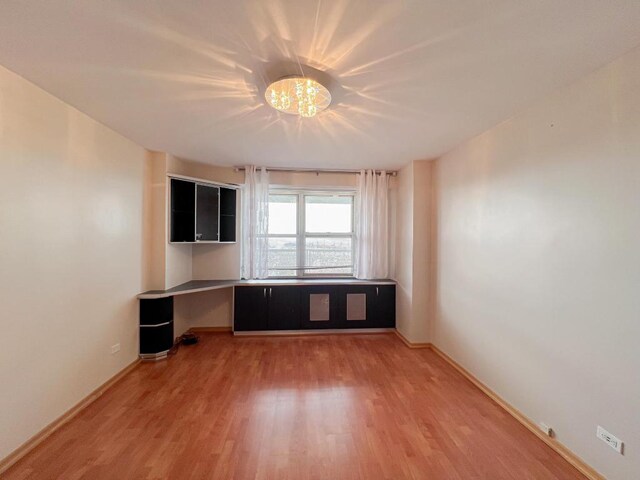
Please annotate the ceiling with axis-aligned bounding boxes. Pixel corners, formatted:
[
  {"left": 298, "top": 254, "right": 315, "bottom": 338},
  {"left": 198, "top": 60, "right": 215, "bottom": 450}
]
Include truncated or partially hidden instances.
[{"left": 2, "top": 1, "right": 640, "bottom": 170}]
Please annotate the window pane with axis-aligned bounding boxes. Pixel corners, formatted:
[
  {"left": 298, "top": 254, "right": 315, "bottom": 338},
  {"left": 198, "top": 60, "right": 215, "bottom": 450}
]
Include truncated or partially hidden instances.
[
  {"left": 305, "top": 195, "right": 352, "bottom": 233},
  {"left": 268, "top": 237, "right": 298, "bottom": 277},
  {"left": 269, "top": 194, "right": 296, "bottom": 234},
  {"left": 305, "top": 237, "right": 352, "bottom": 275}
]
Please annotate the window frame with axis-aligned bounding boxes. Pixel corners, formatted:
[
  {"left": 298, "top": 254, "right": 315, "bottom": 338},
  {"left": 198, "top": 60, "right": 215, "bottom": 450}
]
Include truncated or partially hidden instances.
[{"left": 267, "top": 188, "right": 356, "bottom": 278}]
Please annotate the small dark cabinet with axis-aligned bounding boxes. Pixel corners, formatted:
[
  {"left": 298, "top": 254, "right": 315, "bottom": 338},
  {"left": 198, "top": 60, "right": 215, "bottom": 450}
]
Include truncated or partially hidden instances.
[
  {"left": 267, "top": 287, "right": 301, "bottom": 330},
  {"left": 170, "top": 178, "right": 237, "bottom": 243},
  {"left": 234, "top": 286, "right": 301, "bottom": 331},
  {"left": 234, "top": 286, "right": 268, "bottom": 331},
  {"left": 300, "top": 286, "right": 340, "bottom": 329},
  {"left": 372, "top": 285, "right": 396, "bottom": 328},
  {"left": 336, "top": 284, "right": 396, "bottom": 328},
  {"left": 139, "top": 297, "right": 174, "bottom": 359}
]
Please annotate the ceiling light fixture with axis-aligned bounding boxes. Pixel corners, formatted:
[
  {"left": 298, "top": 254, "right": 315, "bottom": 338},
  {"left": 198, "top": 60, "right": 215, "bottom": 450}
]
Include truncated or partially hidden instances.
[{"left": 265, "top": 76, "right": 331, "bottom": 118}]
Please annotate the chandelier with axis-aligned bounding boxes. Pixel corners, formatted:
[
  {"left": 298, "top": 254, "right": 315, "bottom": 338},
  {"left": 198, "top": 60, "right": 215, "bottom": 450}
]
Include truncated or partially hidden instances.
[{"left": 265, "top": 76, "right": 331, "bottom": 118}]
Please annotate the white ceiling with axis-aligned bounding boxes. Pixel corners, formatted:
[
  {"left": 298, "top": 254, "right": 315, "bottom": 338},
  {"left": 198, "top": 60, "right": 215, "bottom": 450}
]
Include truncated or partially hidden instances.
[{"left": 2, "top": 1, "right": 640, "bottom": 170}]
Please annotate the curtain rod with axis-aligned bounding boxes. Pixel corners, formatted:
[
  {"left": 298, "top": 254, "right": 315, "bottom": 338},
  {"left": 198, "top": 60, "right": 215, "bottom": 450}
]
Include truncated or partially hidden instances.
[{"left": 233, "top": 166, "right": 397, "bottom": 176}]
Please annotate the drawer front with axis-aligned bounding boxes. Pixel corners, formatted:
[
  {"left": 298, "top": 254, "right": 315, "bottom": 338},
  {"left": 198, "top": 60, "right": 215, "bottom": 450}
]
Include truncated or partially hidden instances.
[
  {"left": 140, "top": 297, "right": 173, "bottom": 326},
  {"left": 140, "top": 320, "right": 174, "bottom": 355}
]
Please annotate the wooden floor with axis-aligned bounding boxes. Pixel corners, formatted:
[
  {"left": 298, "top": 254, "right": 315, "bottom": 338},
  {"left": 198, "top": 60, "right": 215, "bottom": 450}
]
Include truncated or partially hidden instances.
[{"left": 5, "top": 333, "right": 585, "bottom": 480}]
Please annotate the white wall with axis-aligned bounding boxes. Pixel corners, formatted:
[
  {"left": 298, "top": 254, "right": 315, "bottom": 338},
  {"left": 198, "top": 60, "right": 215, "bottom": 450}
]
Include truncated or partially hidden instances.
[
  {"left": 434, "top": 46, "right": 640, "bottom": 479},
  {"left": 0, "top": 65, "right": 147, "bottom": 461},
  {"left": 394, "top": 160, "right": 433, "bottom": 343}
]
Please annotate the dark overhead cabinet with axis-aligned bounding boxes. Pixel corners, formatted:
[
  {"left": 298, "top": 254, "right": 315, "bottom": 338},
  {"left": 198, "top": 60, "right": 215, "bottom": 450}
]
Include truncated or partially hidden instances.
[{"left": 170, "top": 178, "right": 237, "bottom": 243}]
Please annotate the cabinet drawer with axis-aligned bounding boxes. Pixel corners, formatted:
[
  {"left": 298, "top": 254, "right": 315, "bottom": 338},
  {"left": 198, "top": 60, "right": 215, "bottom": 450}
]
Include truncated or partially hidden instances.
[{"left": 140, "top": 320, "right": 174, "bottom": 355}]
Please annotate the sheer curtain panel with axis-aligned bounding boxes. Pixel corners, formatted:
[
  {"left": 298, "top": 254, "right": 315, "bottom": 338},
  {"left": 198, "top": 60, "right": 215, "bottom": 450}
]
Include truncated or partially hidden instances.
[
  {"left": 354, "top": 170, "right": 389, "bottom": 279},
  {"left": 241, "top": 166, "right": 270, "bottom": 279}
]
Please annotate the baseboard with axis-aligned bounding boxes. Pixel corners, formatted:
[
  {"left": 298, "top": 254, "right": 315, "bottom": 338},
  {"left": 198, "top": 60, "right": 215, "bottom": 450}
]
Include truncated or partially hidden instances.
[
  {"left": 233, "top": 328, "right": 394, "bottom": 337},
  {"left": 188, "top": 326, "right": 232, "bottom": 333},
  {"left": 0, "top": 358, "right": 141, "bottom": 475},
  {"left": 394, "top": 329, "right": 431, "bottom": 349},
  {"left": 429, "top": 344, "right": 604, "bottom": 480}
]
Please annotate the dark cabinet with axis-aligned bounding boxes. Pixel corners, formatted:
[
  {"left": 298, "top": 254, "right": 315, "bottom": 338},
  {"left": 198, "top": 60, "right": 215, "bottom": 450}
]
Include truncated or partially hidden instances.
[
  {"left": 337, "top": 285, "right": 376, "bottom": 328},
  {"left": 139, "top": 297, "right": 174, "bottom": 359},
  {"left": 336, "top": 285, "right": 396, "bottom": 328},
  {"left": 299, "top": 286, "right": 340, "bottom": 329},
  {"left": 267, "top": 286, "right": 301, "bottom": 330},
  {"left": 234, "top": 286, "right": 301, "bottom": 331},
  {"left": 234, "top": 283, "right": 395, "bottom": 332},
  {"left": 233, "top": 286, "right": 268, "bottom": 331},
  {"left": 170, "top": 178, "right": 237, "bottom": 243},
  {"left": 372, "top": 285, "right": 396, "bottom": 328}
]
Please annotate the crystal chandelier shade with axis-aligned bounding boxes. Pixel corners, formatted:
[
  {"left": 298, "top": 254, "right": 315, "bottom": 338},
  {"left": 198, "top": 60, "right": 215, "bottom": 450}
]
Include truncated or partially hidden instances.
[{"left": 265, "top": 76, "right": 331, "bottom": 118}]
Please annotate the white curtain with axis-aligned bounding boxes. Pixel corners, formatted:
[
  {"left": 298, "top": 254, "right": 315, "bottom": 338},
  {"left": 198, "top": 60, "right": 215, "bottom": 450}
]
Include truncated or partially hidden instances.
[
  {"left": 354, "top": 170, "right": 389, "bottom": 279},
  {"left": 241, "top": 166, "right": 270, "bottom": 279}
]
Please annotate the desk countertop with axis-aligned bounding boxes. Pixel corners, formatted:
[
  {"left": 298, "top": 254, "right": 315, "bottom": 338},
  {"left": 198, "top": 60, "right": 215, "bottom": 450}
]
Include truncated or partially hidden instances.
[{"left": 138, "top": 278, "right": 396, "bottom": 299}]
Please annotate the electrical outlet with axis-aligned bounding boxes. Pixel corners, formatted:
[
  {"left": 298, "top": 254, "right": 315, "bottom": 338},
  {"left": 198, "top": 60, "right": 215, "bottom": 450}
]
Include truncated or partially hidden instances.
[
  {"left": 538, "top": 422, "right": 553, "bottom": 437},
  {"left": 596, "top": 426, "right": 623, "bottom": 454},
  {"left": 110, "top": 343, "right": 121, "bottom": 354}
]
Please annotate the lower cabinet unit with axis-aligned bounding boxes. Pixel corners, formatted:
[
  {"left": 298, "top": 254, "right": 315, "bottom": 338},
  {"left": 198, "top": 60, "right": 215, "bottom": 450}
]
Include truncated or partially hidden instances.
[
  {"left": 233, "top": 286, "right": 268, "bottom": 331},
  {"left": 337, "top": 285, "right": 396, "bottom": 328},
  {"left": 139, "top": 297, "right": 174, "bottom": 359},
  {"left": 234, "top": 286, "right": 301, "bottom": 331},
  {"left": 234, "top": 283, "right": 395, "bottom": 332},
  {"left": 300, "top": 286, "right": 340, "bottom": 329},
  {"left": 267, "top": 286, "right": 301, "bottom": 330}
]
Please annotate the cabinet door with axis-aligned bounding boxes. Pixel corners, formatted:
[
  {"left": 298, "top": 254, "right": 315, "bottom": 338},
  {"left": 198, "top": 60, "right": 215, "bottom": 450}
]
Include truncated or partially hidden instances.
[
  {"left": 370, "top": 285, "right": 396, "bottom": 328},
  {"left": 267, "top": 286, "right": 301, "bottom": 330},
  {"left": 337, "top": 286, "right": 377, "bottom": 328},
  {"left": 196, "top": 184, "right": 219, "bottom": 241},
  {"left": 170, "top": 179, "right": 195, "bottom": 242},
  {"left": 234, "top": 287, "right": 268, "bottom": 331},
  {"left": 219, "top": 188, "right": 237, "bottom": 242},
  {"left": 300, "top": 286, "right": 339, "bottom": 329}
]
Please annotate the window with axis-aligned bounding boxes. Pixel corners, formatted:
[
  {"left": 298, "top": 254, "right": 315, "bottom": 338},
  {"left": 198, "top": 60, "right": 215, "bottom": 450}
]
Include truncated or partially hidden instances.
[{"left": 268, "top": 191, "right": 354, "bottom": 277}]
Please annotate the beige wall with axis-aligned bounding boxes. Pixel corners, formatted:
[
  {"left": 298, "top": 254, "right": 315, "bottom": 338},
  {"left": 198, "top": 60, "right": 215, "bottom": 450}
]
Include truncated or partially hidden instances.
[
  {"left": 0, "top": 65, "right": 147, "bottom": 461},
  {"left": 434, "top": 46, "right": 640, "bottom": 479},
  {"left": 393, "top": 160, "right": 433, "bottom": 343}
]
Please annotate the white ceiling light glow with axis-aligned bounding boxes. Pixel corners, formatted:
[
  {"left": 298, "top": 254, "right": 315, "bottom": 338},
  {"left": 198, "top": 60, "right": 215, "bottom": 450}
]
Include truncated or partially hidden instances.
[{"left": 265, "top": 76, "right": 331, "bottom": 118}]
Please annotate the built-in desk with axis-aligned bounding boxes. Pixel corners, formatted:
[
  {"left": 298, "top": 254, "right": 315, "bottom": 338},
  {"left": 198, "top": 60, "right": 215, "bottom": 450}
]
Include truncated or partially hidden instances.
[{"left": 137, "top": 279, "right": 396, "bottom": 359}]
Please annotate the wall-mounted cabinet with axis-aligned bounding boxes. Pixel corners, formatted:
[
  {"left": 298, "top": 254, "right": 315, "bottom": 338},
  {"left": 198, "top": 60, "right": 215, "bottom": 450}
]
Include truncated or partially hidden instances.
[{"left": 170, "top": 177, "right": 237, "bottom": 243}]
